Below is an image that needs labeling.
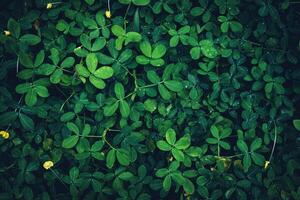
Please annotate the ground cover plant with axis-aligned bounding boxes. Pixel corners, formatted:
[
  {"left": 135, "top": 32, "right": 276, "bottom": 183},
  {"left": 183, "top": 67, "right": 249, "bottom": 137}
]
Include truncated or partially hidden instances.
[{"left": 0, "top": 0, "right": 300, "bottom": 199}]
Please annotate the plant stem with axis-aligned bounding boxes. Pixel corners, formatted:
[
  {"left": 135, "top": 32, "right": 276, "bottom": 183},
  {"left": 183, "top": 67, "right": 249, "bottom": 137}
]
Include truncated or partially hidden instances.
[
  {"left": 59, "top": 91, "right": 75, "bottom": 111},
  {"left": 107, "top": 0, "right": 111, "bottom": 12},
  {"left": 78, "top": 134, "right": 102, "bottom": 138},
  {"left": 50, "top": 169, "right": 68, "bottom": 190},
  {"left": 16, "top": 56, "right": 19, "bottom": 73},
  {"left": 268, "top": 120, "right": 278, "bottom": 162},
  {"left": 102, "top": 128, "right": 116, "bottom": 150},
  {"left": 138, "top": 81, "right": 164, "bottom": 89},
  {"left": 123, "top": 3, "right": 131, "bottom": 30}
]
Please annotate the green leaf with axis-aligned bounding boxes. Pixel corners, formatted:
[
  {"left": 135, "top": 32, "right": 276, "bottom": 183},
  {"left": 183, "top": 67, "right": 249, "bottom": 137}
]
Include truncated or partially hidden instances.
[
  {"left": 92, "top": 38, "right": 106, "bottom": 51},
  {"left": 50, "top": 48, "right": 60, "bottom": 65},
  {"left": 230, "top": 21, "right": 243, "bottom": 32},
  {"left": 144, "top": 99, "right": 157, "bottom": 113},
  {"left": 82, "top": 124, "right": 91, "bottom": 136},
  {"left": 152, "top": 44, "right": 166, "bottom": 59},
  {"left": 171, "top": 172, "right": 186, "bottom": 185},
  {"left": 119, "top": 0, "right": 131, "bottom": 4},
  {"left": 175, "top": 136, "right": 190, "bottom": 150},
  {"left": 16, "top": 83, "right": 31, "bottom": 94},
  {"left": 206, "top": 138, "right": 218, "bottom": 144},
  {"left": 250, "top": 138, "right": 262, "bottom": 152},
  {"left": 0, "top": 112, "right": 18, "bottom": 126},
  {"left": 56, "top": 20, "right": 68, "bottom": 31},
  {"left": 50, "top": 69, "right": 63, "bottom": 84},
  {"left": 120, "top": 100, "right": 130, "bottom": 118},
  {"left": 251, "top": 152, "right": 265, "bottom": 166},
  {"left": 210, "top": 125, "right": 219, "bottom": 138},
  {"left": 150, "top": 58, "right": 165, "bottom": 67},
  {"left": 171, "top": 148, "right": 185, "bottom": 161},
  {"left": 104, "top": 101, "right": 119, "bottom": 116},
  {"left": 166, "top": 128, "right": 176, "bottom": 145},
  {"left": 37, "top": 64, "right": 56, "bottom": 75},
  {"left": 85, "top": 0, "right": 95, "bottom": 5},
  {"left": 243, "top": 153, "right": 251, "bottom": 171},
  {"left": 62, "top": 135, "right": 79, "bottom": 149},
  {"left": 8, "top": 18, "right": 20, "bottom": 38},
  {"left": 35, "top": 86, "right": 49, "bottom": 97},
  {"left": 170, "top": 36, "right": 179, "bottom": 47},
  {"left": 183, "top": 178, "right": 195, "bottom": 194},
  {"left": 163, "top": 175, "right": 172, "bottom": 191},
  {"left": 66, "top": 122, "right": 79, "bottom": 135},
  {"left": 265, "top": 82, "right": 273, "bottom": 94},
  {"left": 219, "top": 141, "right": 230, "bottom": 150},
  {"left": 19, "top": 52, "right": 33, "bottom": 68},
  {"left": 125, "top": 32, "right": 142, "bottom": 44},
  {"left": 19, "top": 34, "right": 41, "bottom": 45},
  {"left": 76, "top": 64, "right": 90, "bottom": 77},
  {"left": 133, "top": 8, "right": 140, "bottom": 32},
  {"left": 69, "top": 167, "right": 79, "bottom": 180},
  {"left": 178, "top": 26, "right": 190, "bottom": 34},
  {"left": 199, "top": 40, "right": 218, "bottom": 59},
  {"left": 60, "top": 112, "right": 75, "bottom": 122},
  {"left": 86, "top": 53, "right": 98, "bottom": 73},
  {"left": 156, "top": 140, "right": 172, "bottom": 151},
  {"left": 80, "top": 34, "right": 92, "bottom": 50},
  {"left": 94, "top": 66, "right": 114, "bottom": 79},
  {"left": 119, "top": 49, "right": 133, "bottom": 62},
  {"left": 116, "top": 149, "right": 130, "bottom": 166},
  {"left": 156, "top": 168, "right": 168, "bottom": 177},
  {"left": 158, "top": 84, "right": 171, "bottom": 100},
  {"left": 221, "top": 22, "right": 229, "bottom": 33},
  {"left": 136, "top": 55, "right": 150, "bottom": 65},
  {"left": 25, "top": 89, "right": 37, "bottom": 106},
  {"left": 61, "top": 57, "right": 75, "bottom": 68},
  {"left": 34, "top": 50, "right": 45, "bottom": 67},
  {"left": 237, "top": 140, "right": 248, "bottom": 153},
  {"left": 91, "top": 140, "right": 104, "bottom": 152},
  {"left": 114, "top": 82, "right": 125, "bottom": 99},
  {"left": 115, "top": 37, "right": 124, "bottom": 50},
  {"left": 164, "top": 80, "right": 183, "bottom": 92},
  {"left": 185, "top": 147, "right": 202, "bottom": 157},
  {"left": 147, "top": 70, "right": 161, "bottom": 83},
  {"left": 106, "top": 149, "right": 116, "bottom": 169},
  {"left": 293, "top": 119, "right": 300, "bottom": 131},
  {"left": 132, "top": 0, "right": 151, "bottom": 6},
  {"left": 96, "top": 11, "right": 105, "bottom": 26},
  {"left": 112, "top": 25, "right": 125, "bottom": 36},
  {"left": 190, "top": 47, "right": 201, "bottom": 60},
  {"left": 84, "top": 18, "right": 98, "bottom": 30},
  {"left": 140, "top": 41, "right": 152, "bottom": 57},
  {"left": 119, "top": 172, "right": 134, "bottom": 181},
  {"left": 169, "top": 161, "right": 180, "bottom": 171},
  {"left": 89, "top": 75, "right": 106, "bottom": 89},
  {"left": 19, "top": 113, "right": 34, "bottom": 130}
]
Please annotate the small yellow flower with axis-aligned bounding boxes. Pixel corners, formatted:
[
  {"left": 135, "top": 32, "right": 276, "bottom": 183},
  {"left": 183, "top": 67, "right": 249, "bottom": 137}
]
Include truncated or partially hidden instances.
[
  {"left": 46, "top": 3, "right": 53, "bottom": 9},
  {"left": 264, "top": 160, "right": 270, "bottom": 169},
  {"left": 105, "top": 10, "right": 111, "bottom": 18},
  {"left": 3, "top": 30, "right": 11, "bottom": 36},
  {"left": 43, "top": 161, "right": 54, "bottom": 170},
  {"left": 0, "top": 131, "right": 9, "bottom": 139}
]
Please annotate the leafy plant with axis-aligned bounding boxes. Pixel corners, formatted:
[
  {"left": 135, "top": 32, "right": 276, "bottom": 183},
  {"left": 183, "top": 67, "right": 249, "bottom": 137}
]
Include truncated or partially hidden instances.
[
  {"left": 76, "top": 53, "right": 114, "bottom": 89},
  {"left": 111, "top": 25, "right": 142, "bottom": 50},
  {"left": 0, "top": 0, "right": 299, "bottom": 199},
  {"left": 136, "top": 41, "right": 167, "bottom": 67}
]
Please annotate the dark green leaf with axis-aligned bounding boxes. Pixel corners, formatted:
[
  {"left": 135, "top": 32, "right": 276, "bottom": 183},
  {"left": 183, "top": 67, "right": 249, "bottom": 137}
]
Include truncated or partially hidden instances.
[
  {"left": 62, "top": 135, "right": 79, "bottom": 149},
  {"left": 19, "top": 113, "right": 34, "bottom": 130}
]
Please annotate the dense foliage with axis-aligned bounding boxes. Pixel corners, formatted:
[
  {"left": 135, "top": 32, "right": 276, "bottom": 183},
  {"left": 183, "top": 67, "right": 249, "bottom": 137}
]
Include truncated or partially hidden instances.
[{"left": 0, "top": 0, "right": 300, "bottom": 199}]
